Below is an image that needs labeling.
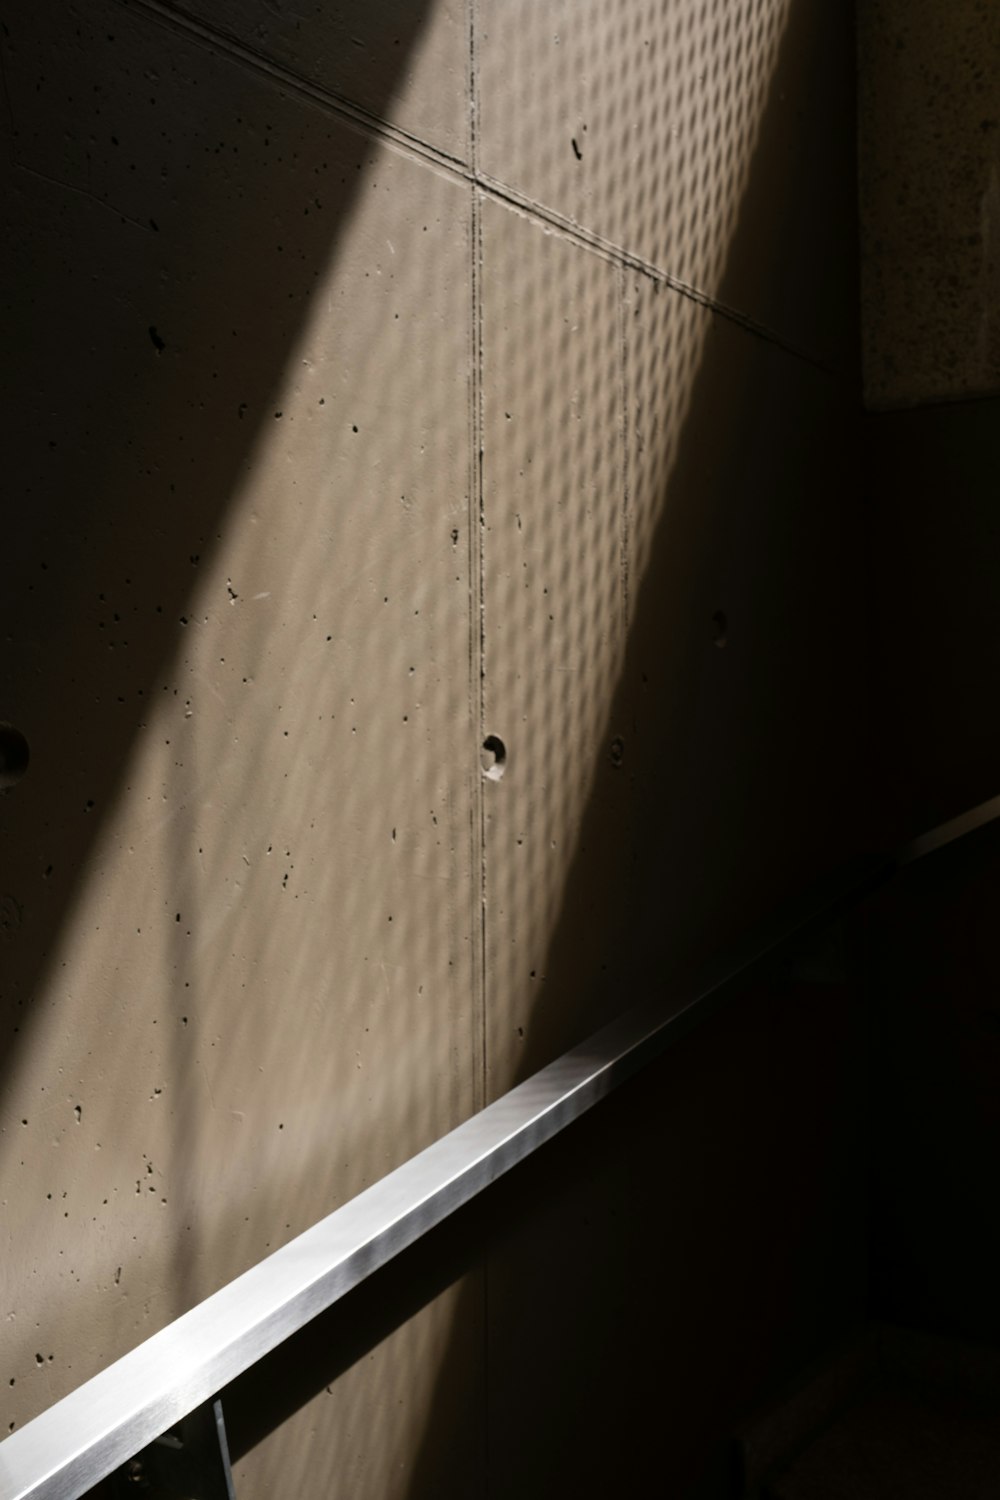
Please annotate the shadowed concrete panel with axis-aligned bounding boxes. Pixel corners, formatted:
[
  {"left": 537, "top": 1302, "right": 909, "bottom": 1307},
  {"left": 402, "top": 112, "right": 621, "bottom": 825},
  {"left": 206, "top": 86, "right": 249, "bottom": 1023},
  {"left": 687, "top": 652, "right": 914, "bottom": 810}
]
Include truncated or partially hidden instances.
[
  {"left": 146, "top": 0, "right": 470, "bottom": 159},
  {"left": 865, "top": 398, "right": 1000, "bottom": 841},
  {"left": 621, "top": 285, "right": 865, "bottom": 992},
  {"left": 866, "top": 825, "right": 1000, "bottom": 1347},
  {"left": 484, "top": 971, "right": 868, "bottom": 1498}
]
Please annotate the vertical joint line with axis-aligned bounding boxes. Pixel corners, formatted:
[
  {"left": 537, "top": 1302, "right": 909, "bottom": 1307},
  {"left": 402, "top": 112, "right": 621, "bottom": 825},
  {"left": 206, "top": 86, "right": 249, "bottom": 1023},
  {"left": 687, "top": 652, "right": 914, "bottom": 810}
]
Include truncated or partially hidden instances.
[
  {"left": 468, "top": 10, "right": 490, "bottom": 1494},
  {"left": 468, "top": 0, "right": 479, "bottom": 179},
  {"left": 467, "top": 0, "right": 486, "bottom": 1116},
  {"left": 471, "top": 189, "right": 486, "bottom": 1106},
  {"left": 619, "top": 264, "right": 630, "bottom": 636}
]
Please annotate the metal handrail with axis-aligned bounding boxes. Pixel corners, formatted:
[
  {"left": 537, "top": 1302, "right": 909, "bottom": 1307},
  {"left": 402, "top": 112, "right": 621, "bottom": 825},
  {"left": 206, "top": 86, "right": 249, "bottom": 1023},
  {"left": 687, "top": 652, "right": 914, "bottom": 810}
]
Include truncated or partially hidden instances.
[{"left": 2, "top": 798, "right": 998, "bottom": 1500}]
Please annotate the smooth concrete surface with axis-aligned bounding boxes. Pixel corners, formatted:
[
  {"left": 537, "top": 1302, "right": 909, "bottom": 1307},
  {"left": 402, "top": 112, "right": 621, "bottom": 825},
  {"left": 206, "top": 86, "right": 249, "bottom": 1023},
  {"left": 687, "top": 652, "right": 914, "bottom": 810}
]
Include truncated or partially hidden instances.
[
  {"left": 484, "top": 971, "right": 868, "bottom": 1499},
  {"left": 858, "top": 0, "right": 1000, "bottom": 407},
  {"left": 1, "top": 0, "right": 865, "bottom": 1494}
]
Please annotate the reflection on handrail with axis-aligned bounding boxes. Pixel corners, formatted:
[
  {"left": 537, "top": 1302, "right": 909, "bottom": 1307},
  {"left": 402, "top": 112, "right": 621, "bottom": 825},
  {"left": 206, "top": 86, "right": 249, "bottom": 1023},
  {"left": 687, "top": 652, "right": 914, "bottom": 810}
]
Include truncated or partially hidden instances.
[{"left": 2, "top": 796, "right": 1000, "bottom": 1500}]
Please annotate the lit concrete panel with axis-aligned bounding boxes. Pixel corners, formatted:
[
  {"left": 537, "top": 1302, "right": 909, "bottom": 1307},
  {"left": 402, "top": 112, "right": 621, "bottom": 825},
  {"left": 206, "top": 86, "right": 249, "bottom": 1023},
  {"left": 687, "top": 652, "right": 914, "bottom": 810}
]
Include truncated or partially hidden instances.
[
  {"left": 479, "top": 199, "right": 626, "bottom": 1099},
  {"left": 858, "top": 0, "right": 1000, "bottom": 406},
  {"left": 476, "top": 0, "right": 857, "bottom": 370},
  {"left": 0, "top": 0, "right": 480, "bottom": 1462},
  {"left": 176, "top": 0, "right": 470, "bottom": 159}
]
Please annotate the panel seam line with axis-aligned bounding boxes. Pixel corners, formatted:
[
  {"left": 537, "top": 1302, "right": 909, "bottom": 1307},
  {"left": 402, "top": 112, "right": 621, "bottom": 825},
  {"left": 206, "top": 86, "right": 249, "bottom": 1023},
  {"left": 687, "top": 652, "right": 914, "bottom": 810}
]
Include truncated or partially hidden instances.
[{"left": 115, "top": 0, "right": 847, "bottom": 380}]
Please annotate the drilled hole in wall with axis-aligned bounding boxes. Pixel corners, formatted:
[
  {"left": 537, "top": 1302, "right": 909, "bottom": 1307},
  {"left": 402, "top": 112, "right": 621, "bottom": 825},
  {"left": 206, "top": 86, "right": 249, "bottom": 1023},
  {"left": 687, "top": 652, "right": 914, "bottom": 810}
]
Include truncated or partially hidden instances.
[
  {"left": 712, "top": 610, "right": 728, "bottom": 648},
  {"left": 481, "top": 735, "right": 507, "bottom": 781},
  {"left": 0, "top": 724, "right": 29, "bottom": 790}
]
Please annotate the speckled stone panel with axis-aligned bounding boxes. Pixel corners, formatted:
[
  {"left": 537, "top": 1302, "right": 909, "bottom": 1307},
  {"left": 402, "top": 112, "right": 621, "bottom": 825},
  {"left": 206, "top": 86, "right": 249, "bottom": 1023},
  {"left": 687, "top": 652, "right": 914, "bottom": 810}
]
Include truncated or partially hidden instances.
[{"left": 858, "top": 0, "right": 1000, "bottom": 406}]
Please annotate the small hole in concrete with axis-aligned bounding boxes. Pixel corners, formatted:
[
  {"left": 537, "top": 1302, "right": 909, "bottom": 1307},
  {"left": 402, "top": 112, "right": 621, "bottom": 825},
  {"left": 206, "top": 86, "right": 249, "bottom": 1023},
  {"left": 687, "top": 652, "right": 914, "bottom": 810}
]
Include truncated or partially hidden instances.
[
  {"left": 0, "top": 724, "right": 29, "bottom": 790},
  {"left": 482, "top": 735, "right": 507, "bottom": 781}
]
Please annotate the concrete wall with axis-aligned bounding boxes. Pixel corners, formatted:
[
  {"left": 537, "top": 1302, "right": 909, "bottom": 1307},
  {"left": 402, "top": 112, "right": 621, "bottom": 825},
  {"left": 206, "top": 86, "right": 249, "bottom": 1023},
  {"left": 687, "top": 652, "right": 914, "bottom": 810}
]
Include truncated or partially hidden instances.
[
  {"left": 859, "top": 0, "right": 1000, "bottom": 1353},
  {"left": 1, "top": 1, "right": 866, "bottom": 1493}
]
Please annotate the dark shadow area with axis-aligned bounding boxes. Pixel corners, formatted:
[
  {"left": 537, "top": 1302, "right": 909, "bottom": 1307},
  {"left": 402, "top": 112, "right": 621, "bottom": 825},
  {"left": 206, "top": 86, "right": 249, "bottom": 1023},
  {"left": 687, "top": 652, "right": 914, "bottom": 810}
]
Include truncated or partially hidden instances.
[
  {"left": 864, "top": 396, "right": 1000, "bottom": 845},
  {"left": 863, "top": 817, "right": 1000, "bottom": 1347}
]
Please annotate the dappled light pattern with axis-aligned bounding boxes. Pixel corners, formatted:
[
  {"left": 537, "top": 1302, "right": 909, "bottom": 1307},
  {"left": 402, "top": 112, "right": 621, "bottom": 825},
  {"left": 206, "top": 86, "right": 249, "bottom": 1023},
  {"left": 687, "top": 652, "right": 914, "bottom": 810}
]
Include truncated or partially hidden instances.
[
  {"left": 478, "top": 0, "right": 792, "bottom": 296},
  {"left": 481, "top": 209, "right": 627, "bottom": 1092}
]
